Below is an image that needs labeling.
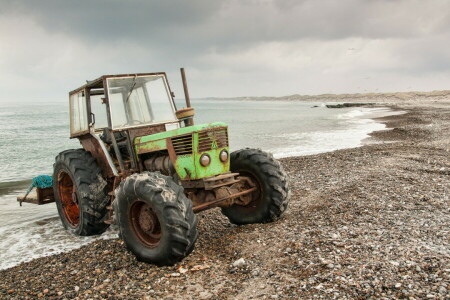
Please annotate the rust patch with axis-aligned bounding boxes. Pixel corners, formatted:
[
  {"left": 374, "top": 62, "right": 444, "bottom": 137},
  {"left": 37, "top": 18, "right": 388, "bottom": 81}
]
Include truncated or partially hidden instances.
[
  {"left": 79, "top": 135, "right": 114, "bottom": 178},
  {"left": 127, "top": 124, "right": 165, "bottom": 142}
]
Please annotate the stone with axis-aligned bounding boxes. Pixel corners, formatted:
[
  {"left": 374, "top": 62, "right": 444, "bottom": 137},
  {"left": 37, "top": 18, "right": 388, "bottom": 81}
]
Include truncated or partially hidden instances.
[{"left": 232, "top": 258, "right": 246, "bottom": 267}]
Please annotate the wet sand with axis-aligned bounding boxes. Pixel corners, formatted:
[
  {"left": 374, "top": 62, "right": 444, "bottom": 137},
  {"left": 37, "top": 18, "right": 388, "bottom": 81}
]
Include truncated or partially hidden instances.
[{"left": 0, "top": 101, "right": 449, "bottom": 299}]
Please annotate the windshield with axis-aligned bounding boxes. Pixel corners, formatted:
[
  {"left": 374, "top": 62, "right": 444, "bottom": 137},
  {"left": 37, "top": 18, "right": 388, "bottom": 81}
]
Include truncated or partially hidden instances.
[{"left": 107, "top": 75, "right": 177, "bottom": 129}]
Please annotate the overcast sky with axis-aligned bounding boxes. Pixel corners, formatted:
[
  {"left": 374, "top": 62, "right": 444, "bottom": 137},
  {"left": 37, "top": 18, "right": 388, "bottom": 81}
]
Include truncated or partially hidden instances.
[{"left": 1, "top": 0, "right": 450, "bottom": 101}]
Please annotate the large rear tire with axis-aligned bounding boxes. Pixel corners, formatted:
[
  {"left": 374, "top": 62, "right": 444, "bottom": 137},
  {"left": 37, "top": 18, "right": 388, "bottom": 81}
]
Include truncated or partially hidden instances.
[
  {"left": 115, "top": 172, "right": 198, "bottom": 266},
  {"left": 221, "top": 148, "right": 290, "bottom": 225},
  {"left": 53, "top": 149, "right": 110, "bottom": 236}
]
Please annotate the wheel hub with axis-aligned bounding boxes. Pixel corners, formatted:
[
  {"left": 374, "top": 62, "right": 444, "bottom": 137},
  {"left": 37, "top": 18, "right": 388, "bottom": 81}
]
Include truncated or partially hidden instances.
[
  {"left": 138, "top": 205, "right": 157, "bottom": 232},
  {"left": 130, "top": 201, "right": 162, "bottom": 248},
  {"left": 58, "top": 171, "right": 80, "bottom": 227}
]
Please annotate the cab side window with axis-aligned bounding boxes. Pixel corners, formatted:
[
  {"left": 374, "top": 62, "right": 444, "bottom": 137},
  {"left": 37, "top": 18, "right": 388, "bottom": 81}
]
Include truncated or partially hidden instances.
[{"left": 69, "top": 91, "right": 88, "bottom": 134}]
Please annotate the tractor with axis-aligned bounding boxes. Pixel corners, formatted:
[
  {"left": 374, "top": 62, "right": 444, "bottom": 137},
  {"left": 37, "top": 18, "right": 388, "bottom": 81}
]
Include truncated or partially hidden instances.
[{"left": 48, "top": 69, "right": 289, "bottom": 265}]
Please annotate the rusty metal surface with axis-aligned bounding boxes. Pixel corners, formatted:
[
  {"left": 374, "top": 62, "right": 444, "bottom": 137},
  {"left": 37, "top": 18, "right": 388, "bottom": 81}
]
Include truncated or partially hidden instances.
[
  {"left": 180, "top": 68, "right": 194, "bottom": 126},
  {"left": 181, "top": 172, "right": 239, "bottom": 190},
  {"left": 130, "top": 201, "right": 162, "bottom": 248},
  {"left": 17, "top": 188, "right": 55, "bottom": 205},
  {"left": 143, "top": 155, "right": 174, "bottom": 176},
  {"left": 192, "top": 187, "right": 257, "bottom": 213},
  {"left": 175, "top": 107, "right": 195, "bottom": 119},
  {"left": 127, "top": 125, "right": 166, "bottom": 142},
  {"left": 184, "top": 173, "right": 257, "bottom": 213},
  {"left": 176, "top": 108, "right": 195, "bottom": 127},
  {"left": 79, "top": 135, "right": 115, "bottom": 178},
  {"left": 203, "top": 172, "right": 239, "bottom": 190},
  {"left": 171, "top": 134, "right": 193, "bottom": 155},
  {"left": 104, "top": 176, "right": 121, "bottom": 225},
  {"left": 58, "top": 170, "right": 80, "bottom": 227},
  {"left": 69, "top": 72, "right": 169, "bottom": 96},
  {"left": 197, "top": 127, "right": 228, "bottom": 153}
]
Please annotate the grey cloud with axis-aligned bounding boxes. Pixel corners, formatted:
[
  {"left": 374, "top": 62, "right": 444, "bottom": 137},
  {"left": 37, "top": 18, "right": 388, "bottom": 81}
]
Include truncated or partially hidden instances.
[
  {"left": 5, "top": 0, "right": 450, "bottom": 48},
  {"left": 1, "top": 0, "right": 450, "bottom": 100}
]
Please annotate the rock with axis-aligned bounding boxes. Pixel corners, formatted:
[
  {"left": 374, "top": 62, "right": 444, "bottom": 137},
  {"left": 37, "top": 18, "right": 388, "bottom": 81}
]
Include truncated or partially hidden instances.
[
  {"left": 232, "top": 258, "right": 246, "bottom": 267},
  {"left": 74, "top": 286, "right": 80, "bottom": 292},
  {"left": 0, "top": 105, "right": 448, "bottom": 299},
  {"left": 326, "top": 103, "right": 374, "bottom": 108}
]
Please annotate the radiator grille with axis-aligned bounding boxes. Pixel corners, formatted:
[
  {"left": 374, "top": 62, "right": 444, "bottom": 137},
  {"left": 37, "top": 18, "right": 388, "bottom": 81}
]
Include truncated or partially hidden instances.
[
  {"left": 171, "top": 134, "right": 193, "bottom": 155},
  {"left": 198, "top": 128, "right": 228, "bottom": 152}
]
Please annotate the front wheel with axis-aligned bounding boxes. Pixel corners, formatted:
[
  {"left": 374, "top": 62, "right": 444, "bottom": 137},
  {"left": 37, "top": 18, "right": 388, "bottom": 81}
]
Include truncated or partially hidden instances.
[
  {"left": 221, "top": 148, "right": 290, "bottom": 225},
  {"left": 115, "top": 172, "right": 198, "bottom": 266}
]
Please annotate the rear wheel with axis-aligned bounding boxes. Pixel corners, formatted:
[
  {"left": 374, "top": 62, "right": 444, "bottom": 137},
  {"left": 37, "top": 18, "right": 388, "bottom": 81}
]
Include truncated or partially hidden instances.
[
  {"left": 221, "top": 148, "right": 290, "bottom": 225},
  {"left": 53, "top": 149, "right": 110, "bottom": 236},
  {"left": 115, "top": 172, "right": 198, "bottom": 266}
]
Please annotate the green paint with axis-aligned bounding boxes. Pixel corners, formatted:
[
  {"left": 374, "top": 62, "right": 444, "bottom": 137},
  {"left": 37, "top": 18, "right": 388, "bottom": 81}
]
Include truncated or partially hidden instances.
[
  {"left": 134, "top": 122, "right": 230, "bottom": 180},
  {"left": 135, "top": 138, "right": 167, "bottom": 154},
  {"left": 135, "top": 122, "right": 227, "bottom": 146},
  {"left": 173, "top": 155, "right": 196, "bottom": 179}
]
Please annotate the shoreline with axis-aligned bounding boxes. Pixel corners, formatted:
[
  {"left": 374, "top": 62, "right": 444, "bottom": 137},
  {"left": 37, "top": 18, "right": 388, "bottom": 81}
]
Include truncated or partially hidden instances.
[
  {"left": 0, "top": 105, "right": 400, "bottom": 271},
  {"left": 198, "top": 89, "right": 450, "bottom": 104},
  {"left": 0, "top": 105, "right": 397, "bottom": 198},
  {"left": 1, "top": 101, "right": 449, "bottom": 298}
]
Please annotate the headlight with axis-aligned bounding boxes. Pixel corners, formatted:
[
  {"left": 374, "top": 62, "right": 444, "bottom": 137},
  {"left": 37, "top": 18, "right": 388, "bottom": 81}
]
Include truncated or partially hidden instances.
[
  {"left": 200, "top": 154, "right": 211, "bottom": 167},
  {"left": 219, "top": 150, "right": 228, "bottom": 162}
]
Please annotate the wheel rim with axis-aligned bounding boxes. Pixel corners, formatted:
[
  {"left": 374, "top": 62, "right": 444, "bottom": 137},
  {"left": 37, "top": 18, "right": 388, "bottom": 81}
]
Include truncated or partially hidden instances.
[
  {"left": 57, "top": 171, "right": 79, "bottom": 227},
  {"left": 130, "top": 201, "right": 162, "bottom": 248},
  {"left": 236, "top": 171, "right": 263, "bottom": 211}
]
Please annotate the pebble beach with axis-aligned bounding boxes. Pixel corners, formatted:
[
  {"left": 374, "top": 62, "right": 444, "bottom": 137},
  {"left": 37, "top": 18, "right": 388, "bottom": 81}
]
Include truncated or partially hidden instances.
[{"left": 0, "top": 99, "right": 449, "bottom": 299}]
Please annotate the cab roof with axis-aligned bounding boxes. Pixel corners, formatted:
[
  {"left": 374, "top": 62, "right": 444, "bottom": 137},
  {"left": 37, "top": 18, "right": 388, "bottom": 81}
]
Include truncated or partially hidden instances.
[{"left": 69, "top": 72, "right": 167, "bottom": 96}]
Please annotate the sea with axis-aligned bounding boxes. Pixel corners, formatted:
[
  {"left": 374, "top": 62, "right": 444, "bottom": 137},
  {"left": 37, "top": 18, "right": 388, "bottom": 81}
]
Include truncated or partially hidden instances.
[{"left": 0, "top": 99, "right": 400, "bottom": 270}]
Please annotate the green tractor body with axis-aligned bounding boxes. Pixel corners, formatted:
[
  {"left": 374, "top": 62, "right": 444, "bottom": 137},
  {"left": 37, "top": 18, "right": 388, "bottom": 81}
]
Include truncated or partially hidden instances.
[
  {"left": 135, "top": 122, "right": 230, "bottom": 180},
  {"left": 45, "top": 69, "right": 290, "bottom": 266}
]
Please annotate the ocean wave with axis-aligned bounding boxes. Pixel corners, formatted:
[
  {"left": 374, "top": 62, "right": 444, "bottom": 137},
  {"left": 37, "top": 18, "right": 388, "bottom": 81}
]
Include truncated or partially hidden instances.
[
  {"left": 0, "top": 218, "right": 117, "bottom": 270},
  {"left": 0, "top": 112, "right": 16, "bottom": 117},
  {"left": 0, "top": 179, "right": 32, "bottom": 193},
  {"left": 337, "top": 109, "right": 366, "bottom": 119}
]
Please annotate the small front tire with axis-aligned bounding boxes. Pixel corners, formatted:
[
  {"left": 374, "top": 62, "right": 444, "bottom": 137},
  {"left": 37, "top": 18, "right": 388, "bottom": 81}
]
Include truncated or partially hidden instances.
[{"left": 221, "top": 148, "right": 290, "bottom": 225}]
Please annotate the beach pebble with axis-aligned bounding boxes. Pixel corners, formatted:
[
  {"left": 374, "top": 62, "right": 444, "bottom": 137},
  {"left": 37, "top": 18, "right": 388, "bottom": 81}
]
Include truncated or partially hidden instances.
[
  {"left": 232, "top": 258, "right": 246, "bottom": 267},
  {"left": 0, "top": 104, "right": 448, "bottom": 299}
]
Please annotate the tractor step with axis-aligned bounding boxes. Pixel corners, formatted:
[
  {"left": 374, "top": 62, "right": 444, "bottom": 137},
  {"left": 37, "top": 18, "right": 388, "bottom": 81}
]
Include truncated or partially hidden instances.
[{"left": 17, "top": 187, "right": 55, "bottom": 205}]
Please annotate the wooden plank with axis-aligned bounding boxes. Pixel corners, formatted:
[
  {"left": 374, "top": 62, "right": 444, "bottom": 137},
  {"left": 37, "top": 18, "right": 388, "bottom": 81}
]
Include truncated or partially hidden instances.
[{"left": 17, "top": 188, "right": 55, "bottom": 205}]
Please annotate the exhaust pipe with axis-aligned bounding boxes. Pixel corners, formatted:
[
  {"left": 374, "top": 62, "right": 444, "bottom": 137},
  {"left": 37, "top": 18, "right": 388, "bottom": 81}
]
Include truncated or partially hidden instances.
[{"left": 180, "top": 68, "right": 194, "bottom": 126}]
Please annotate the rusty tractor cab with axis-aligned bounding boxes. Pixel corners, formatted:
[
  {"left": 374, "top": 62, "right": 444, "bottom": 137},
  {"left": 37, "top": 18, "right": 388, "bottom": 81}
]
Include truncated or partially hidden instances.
[{"left": 47, "top": 69, "right": 290, "bottom": 265}]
